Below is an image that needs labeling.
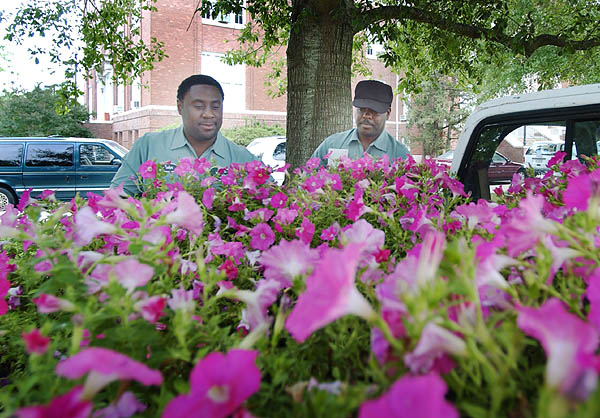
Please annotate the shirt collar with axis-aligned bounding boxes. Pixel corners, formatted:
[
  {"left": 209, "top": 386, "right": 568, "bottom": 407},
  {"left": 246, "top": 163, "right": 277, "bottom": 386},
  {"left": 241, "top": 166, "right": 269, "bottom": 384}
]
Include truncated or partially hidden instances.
[
  {"left": 170, "top": 126, "right": 226, "bottom": 159},
  {"left": 351, "top": 128, "right": 389, "bottom": 152}
]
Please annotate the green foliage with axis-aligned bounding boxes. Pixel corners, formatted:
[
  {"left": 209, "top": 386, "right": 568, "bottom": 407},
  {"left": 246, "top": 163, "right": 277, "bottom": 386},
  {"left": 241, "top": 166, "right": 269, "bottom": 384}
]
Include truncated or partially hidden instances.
[
  {"left": 407, "top": 77, "right": 474, "bottom": 156},
  {"left": 0, "top": 86, "right": 93, "bottom": 137},
  {"left": 221, "top": 119, "right": 286, "bottom": 146}
]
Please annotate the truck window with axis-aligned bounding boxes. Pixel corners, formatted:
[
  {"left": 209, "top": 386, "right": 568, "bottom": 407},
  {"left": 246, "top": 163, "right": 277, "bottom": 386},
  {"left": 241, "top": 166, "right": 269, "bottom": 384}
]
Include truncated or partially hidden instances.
[
  {"left": 25, "top": 144, "right": 74, "bottom": 167},
  {"left": 0, "top": 144, "right": 23, "bottom": 167}
]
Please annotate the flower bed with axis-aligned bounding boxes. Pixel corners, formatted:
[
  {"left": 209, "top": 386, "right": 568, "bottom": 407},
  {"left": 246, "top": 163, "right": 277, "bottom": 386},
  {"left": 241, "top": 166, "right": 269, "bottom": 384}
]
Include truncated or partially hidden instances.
[{"left": 0, "top": 152, "right": 599, "bottom": 417}]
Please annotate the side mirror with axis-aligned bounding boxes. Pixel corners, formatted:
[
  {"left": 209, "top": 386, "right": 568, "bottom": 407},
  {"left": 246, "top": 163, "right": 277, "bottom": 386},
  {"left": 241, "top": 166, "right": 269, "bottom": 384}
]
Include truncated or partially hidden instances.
[{"left": 111, "top": 158, "right": 122, "bottom": 166}]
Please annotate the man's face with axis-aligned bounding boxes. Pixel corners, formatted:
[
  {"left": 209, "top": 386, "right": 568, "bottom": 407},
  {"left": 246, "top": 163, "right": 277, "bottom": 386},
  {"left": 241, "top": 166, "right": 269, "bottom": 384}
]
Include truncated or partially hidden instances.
[
  {"left": 355, "top": 107, "right": 390, "bottom": 140},
  {"left": 177, "top": 84, "right": 223, "bottom": 143}
]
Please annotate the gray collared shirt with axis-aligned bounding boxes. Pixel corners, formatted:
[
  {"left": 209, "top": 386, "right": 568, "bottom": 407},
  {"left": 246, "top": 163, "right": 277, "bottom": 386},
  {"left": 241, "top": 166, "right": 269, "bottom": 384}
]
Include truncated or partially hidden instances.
[
  {"left": 111, "top": 126, "right": 257, "bottom": 195},
  {"left": 311, "top": 128, "right": 410, "bottom": 162}
]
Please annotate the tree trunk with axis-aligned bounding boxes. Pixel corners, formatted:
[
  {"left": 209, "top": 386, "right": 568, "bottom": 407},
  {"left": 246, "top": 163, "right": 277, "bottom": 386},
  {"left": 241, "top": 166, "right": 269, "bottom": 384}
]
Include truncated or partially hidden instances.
[{"left": 286, "top": 3, "right": 355, "bottom": 170}]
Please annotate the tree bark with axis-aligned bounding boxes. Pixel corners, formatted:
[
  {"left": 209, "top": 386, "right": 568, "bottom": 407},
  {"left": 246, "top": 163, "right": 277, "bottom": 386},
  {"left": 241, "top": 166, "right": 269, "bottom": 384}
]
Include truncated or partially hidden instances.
[{"left": 286, "top": 2, "right": 355, "bottom": 170}]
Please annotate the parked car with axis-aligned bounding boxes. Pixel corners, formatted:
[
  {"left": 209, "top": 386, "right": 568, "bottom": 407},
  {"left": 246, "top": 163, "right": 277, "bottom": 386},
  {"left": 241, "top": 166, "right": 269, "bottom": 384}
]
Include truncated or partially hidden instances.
[
  {"left": 246, "top": 136, "right": 286, "bottom": 184},
  {"left": 436, "top": 150, "right": 525, "bottom": 184},
  {"left": 451, "top": 84, "right": 600, "bottom": 200},
  {"left": 0, "top": 137, "right": 128, "bottom": 210}
]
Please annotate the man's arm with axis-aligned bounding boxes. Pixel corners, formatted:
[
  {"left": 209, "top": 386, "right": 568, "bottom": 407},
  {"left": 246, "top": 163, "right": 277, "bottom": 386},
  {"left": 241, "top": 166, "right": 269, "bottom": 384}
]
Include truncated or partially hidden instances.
[{"left": 110, "top": 141, "right": 146, "bottom": 196}]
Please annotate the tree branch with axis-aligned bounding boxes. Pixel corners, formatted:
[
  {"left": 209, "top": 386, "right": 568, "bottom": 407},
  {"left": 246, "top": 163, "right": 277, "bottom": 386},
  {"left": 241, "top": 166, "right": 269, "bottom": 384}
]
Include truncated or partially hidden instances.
[{"left": 356, "top": 4, "right": 600, "bottom": 56}]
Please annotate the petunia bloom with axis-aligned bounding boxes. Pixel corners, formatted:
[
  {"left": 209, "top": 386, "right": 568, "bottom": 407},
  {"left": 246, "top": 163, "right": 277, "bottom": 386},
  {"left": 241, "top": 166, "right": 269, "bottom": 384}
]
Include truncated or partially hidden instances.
[
  {"left": 56, "top": 347, "right": 163, "bottom": 399},
  {"left": 358, "top": 374, "right": 458, "bottom": 418},
  {"left": 92, "top": 391, "right": 147, "bottom": 418},
  {"left": 73, "top": 206, "right": 117, "bottom": 246},
  {"left": 516, "top": 298, "right": 599, "bottom": 400},
  {"left": 403, "top": 322, "right": 466, "bottom": 374},
  {"left": 33, "top": 293, "right": 75, "bottom": 313},
  {"left": 22, "top": 328, "right": 51, "bottom": 354},
  {"left": 162, "top": 349, "right": 261, "bottom": 418},
  {"left": 113, "top": 258, "right": 154, "bottom": 294},
  {"left": 249, "top": 223, "right": 275, "bottom": 251},
  {"left": 164, "top": 191, "right": 204, "bottom": 236},
  {"left": 259, "top": 239, "right": 319, "bottom": 287},
  {"left": 285, "top": 243, "right": 376, "bottom": 342},
  {"left": 16, "top": 386, "right": 92, "bottom": 418}
]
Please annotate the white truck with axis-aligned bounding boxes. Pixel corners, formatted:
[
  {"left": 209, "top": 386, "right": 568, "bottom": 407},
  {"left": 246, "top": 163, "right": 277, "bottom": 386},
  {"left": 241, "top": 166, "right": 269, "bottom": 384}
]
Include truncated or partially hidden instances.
[{"left": 450, "top": 84, "right": 600, "bottom": 200}]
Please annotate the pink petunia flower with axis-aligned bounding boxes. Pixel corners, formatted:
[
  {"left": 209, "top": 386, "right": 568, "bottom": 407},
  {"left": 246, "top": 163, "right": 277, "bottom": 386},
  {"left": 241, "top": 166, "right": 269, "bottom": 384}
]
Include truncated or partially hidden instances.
[
  {"left": 33, "top": 293, "right": 75, "bottom": 313},
  {"left": 249, "top": 223, "right": 275, "bottom": 251},
  {"left": 230, "top": 279, "right": 282, "bottom": 331},
  {"left": 22, "top": 328, "right": 51, "bottom": 354},
  {"left": 73, "top": 206, "right": 117, "bottom": 246},
  {"left": 273, "top": 207, "right": 298, "bottom": 225},
  {"left": 203, "top": 188, "right": 216, "bottom": 210},
  {"left": 92, "top": 391, "right": 146, "bottom": 418},
  {"left": 168, "top": 287, "right": 196, "bottom": 314},
  {"left": 174, "top": 157, "right": 197, "bottom": 178},
  {"left": 259, "top": 239, "right": 319, "bottom": 287},
  {"left": 295, "top": 217, "right": 315, "bottom": 245},
  {"left": 285, "top": 244, "right": 376, "bottom": 342},
  {"left": 56, "top": 347, "right": 163, "bottom": 399},
  {"left": 162, "top": 349, "right": 261, "bottom": 418},
  {"left": 516, "top": 298, "right": 599, "bottom": 399},
  {"left": 138, "top": 160, "right": 157, "bottom": 179},
  {"left": 403, "top": 322, "right": 466, "bottom": 374},
  {"left": 218, "top": 259, "right": 238, "bottom": 280},
  {"left": 134, "top": 295, "right": 167, "bottom": 324},
  {"left": 358, "top": 374, "right": 458, "bottom": 418},
  {"left": 164, "top": 191, "right": 204, "bottom": 236},
  {"left": 270, "top": 192, "right": 288, "bottom": 208},
  {"left": 585, "top": 269, "right": 600, "bottom": 333},
  {"left": 16, "top": 386, "right": 92, "bottom": 418},
  {"left": 113, "top": 258, "right": 154, "bottom": 294}
]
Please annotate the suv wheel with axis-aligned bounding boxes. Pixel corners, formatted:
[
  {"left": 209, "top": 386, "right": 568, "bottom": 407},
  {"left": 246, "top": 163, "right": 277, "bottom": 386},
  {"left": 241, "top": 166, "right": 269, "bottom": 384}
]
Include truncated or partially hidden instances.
[{"left": 0, "top": 186, "right": 16, "bottom": 211}]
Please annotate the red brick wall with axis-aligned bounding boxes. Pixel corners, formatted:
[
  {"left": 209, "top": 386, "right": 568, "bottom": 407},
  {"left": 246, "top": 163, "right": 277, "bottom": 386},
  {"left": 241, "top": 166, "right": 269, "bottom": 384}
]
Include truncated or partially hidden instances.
[{"left": 83, "top": 122, "right": 114, "bottom": 140}]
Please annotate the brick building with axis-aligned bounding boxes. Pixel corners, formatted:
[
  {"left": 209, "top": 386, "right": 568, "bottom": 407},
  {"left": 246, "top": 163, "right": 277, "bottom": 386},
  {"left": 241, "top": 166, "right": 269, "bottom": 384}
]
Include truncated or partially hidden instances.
[{"left": 84, "top": 0, "right": 411, "bottom": 152}]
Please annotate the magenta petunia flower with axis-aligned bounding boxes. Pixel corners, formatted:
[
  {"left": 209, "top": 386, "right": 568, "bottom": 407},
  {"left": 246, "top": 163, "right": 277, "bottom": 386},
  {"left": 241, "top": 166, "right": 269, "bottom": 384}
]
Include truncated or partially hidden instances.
[
  {"left": 232, "top": 279, "right": 282, "bottom": 331},
  {"left": 113, "top": 258, "right": 154, "bottom": 294},
  {"left": 295, "top": 217, "right": 315, "bottom": 245},
  {"left": 273, "top": 207, "right": 297, "bottom": 225},
  {"left": 403, "top": 322, "right": 466, "bottom": 374},
  {"left": 285, "top": 244, "right": 376, "bottom": 342},
  {"left": 73, "top": 206, "right": 117, "bottom": 246},
  {"left": 92, "top": 391, "right": 146, "bottom": 418},
  {"left": 586, "top": 269, "right": 600, "bottom": 333},
  {"left": 56, "top": 347, "right": 163, "bottom": 399},
  {"left": 203, "top": 188, "right": 216, "bottom": 210},
  {"left": 259, "top": 239, "right": 319, "bottom": 287},
  {"left": 168, "top": 287, "right": 195, "bottom": 313},
  {"left": 174, "top": 157, "right": 197, "bottom": 178},
  {"left": 563, "top": 172, "right": 592, "bottom": 212},
  {"left": 341, "top": 219, "right": 385, "bottom": 258},
  {"left": 33, "top": 293, "right": 75, "bottom": 313},
  {"left": 516, "top": 298, "right": 599, "bottom": 399},
  {"left": 358, "top": 374, "right": 458, "bottom": 418},
  {"left": 270, "top": 192, "right": 288, "bottom": 208},
  {"left": 134, "top": 295, "right": 167, "bottom": 324},
  {"left": 162, "top": 349, "right": 261, "bottom": 418},
  {"left": 138, "top": 160, "right": 157, "bottom": 179},
  {"left": 16, "top": 386, "right": 92, "bottom": 418},
  {"left": 249, "top": 223, "right": 275, "bottom": 251},
  {"left": 164, "top": 191, "right": 204, "bottom": 236},
  {"left": 22, "top": 328, "right": 51, "bottom": 354}
]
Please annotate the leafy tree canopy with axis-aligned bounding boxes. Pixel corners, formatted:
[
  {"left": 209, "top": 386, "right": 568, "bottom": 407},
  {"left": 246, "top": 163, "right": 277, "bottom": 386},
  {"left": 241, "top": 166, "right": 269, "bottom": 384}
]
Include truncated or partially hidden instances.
[
  {"left": 0, "top": 86, "right": 93, "bottom": 137},
  {"left": 4, "top": 0, "right": 600, "bottom": 165}
]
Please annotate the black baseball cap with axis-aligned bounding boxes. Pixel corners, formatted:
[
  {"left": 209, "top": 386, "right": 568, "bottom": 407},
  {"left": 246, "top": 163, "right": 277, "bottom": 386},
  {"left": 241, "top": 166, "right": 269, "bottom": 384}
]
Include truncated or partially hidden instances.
[{"left": 352, "top": 80, "right": 393, "bottom": 114}]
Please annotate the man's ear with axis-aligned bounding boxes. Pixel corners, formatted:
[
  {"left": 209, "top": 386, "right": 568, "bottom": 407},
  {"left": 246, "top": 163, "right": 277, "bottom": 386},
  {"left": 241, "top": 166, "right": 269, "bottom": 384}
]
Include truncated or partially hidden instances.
[
  {"left": 385, "top": 107, "right": 392, "bottom": 119},
  {"left": 177, "top": 99, "right": 183, "bottom": 115}
]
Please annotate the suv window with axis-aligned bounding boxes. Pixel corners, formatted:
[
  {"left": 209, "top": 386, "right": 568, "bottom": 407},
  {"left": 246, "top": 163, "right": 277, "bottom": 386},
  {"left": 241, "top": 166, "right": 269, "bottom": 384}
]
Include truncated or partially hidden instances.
[
  {"left": 0, "top": 144, "right": 23, "bottom": 167},
  {"left": 80, "top": 144, "right": 114, "bottom": 165},
  {"left": 273, "top": 142, "right": 286, "bottom": 161},
  {"left": 25, "top": 143, "right": 74, "bottom": 167}
]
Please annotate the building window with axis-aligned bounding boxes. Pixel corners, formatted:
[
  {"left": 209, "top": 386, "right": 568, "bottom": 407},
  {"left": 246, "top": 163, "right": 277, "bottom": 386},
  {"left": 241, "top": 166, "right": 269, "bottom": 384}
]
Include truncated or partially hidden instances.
[
  {"left": 201, "top": 52, "right": 245, "bottom": 112},
  {"left": 202, "top": 0, "right": 245, "bottom": 29},
  {"left": 366, "top": 43, "right": 384, "bottom": 59}
]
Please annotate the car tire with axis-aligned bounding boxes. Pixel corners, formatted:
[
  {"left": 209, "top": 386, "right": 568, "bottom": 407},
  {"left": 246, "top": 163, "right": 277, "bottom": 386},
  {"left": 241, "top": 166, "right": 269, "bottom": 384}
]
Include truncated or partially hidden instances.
[
  {"left": 0, "top": 186, "right": 17, "bottom": 211},
  {"left": 517, "top": 168, "right": 527, "bottom": 178}
]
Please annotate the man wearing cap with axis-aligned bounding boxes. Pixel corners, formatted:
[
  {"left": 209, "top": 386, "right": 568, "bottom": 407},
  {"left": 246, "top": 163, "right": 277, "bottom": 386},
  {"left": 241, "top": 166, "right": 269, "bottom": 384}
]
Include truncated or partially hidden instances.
[
  {"left": 311, "top": 79, "right": 410, "bottom": 163},
  {"left": 111, "top": 74, "right": 257, "bottom": 195}
]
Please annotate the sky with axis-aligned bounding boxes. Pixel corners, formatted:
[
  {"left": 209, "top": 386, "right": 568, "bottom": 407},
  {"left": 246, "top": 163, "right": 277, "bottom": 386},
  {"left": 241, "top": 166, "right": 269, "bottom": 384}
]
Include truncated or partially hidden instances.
[{"left": 0, "top": 2, "right": 69, "bottom": 91}]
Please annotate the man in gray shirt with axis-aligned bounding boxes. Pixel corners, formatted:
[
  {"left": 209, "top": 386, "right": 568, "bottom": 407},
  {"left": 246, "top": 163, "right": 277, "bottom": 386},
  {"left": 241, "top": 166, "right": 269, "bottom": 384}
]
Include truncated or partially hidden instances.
[
  {"left": 111, "top": 74, "right": 257, "bottom": 195},
  {"left": 311, "top": 80, "right": 410, "bottom": 164}
]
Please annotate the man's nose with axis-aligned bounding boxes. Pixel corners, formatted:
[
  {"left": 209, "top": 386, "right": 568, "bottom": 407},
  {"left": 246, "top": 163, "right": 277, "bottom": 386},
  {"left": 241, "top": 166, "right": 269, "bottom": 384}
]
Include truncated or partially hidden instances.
[{"left": 201, "top": 107, "right": 215, "bottom": 118}]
